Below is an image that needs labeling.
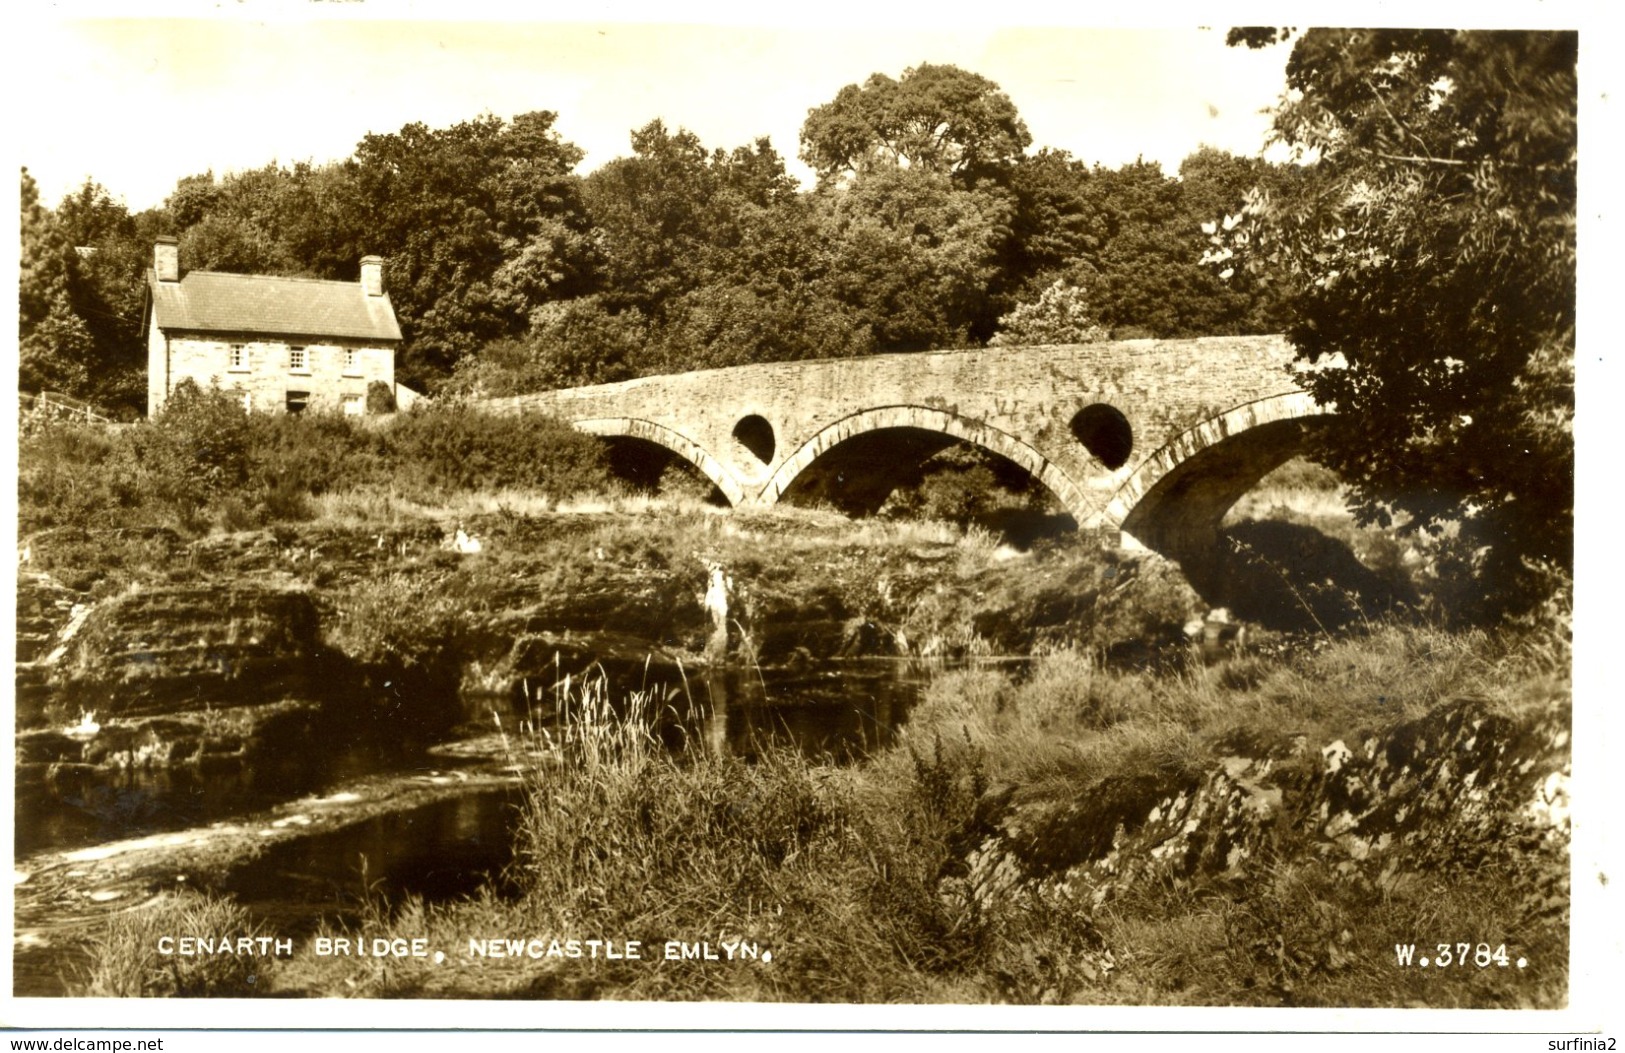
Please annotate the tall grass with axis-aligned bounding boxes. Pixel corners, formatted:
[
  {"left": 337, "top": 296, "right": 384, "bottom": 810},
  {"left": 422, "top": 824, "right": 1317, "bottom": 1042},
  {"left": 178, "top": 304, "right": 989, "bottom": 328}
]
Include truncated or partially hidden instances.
[
  {"left": 73, "top": 891, "right": 274, "bottom": 997},
  {"left": 492, "top": 618, "right": 1570, "bottom": 1004}
]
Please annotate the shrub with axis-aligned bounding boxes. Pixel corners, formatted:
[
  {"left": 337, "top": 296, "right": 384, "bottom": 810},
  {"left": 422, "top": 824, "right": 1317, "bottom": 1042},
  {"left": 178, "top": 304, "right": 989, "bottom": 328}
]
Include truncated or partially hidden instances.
[
  {"left": 450, "top": 299, "right": 649, "bottom": 396},
  {"left": 156, "top": 379, "right": 253, "bottom": 493},
  {"left": 246, "top": 411, "right": 385, "bottom": 498},
  {"left": 657, "top": 460, "right": 716, "bottom": 503},
  {"left": 365, "top": 379, "right": 396, "bottom": 415},
  {"left": 18, "top": 421, "right": 126, "bottom": 532},
  {"left": 989, "top": 278, "right": 1107, "bottom": 346},
  {"left": 381, "top": 402, "right": 608, "bottom": 497},
  {"left": 881, "top": 445, "right": 1049, "bottom": 527},
  {"left": 18, "top": 393, "right": 611, "bottom": 533}
]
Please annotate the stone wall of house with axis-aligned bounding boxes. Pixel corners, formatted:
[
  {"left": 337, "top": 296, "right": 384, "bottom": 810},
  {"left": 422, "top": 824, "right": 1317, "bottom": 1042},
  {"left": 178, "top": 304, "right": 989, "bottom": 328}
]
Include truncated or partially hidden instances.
[
  {"left": 146, "top": 316, "right": 169, "bottom": 418},
  {"left": 151, "top": 334, "right": 394, "bottom": 416}
]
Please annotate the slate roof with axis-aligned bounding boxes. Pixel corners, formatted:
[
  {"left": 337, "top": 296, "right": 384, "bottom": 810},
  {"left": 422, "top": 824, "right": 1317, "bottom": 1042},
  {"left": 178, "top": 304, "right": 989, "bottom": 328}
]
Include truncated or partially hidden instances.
[{"left": 149, "top": 269, "right": 402, "bottom": 342}]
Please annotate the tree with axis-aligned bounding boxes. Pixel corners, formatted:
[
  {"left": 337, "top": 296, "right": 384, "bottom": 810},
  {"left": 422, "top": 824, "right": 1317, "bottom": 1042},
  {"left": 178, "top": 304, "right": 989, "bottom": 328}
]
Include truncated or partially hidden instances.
[
  {"left": 1175, "top": 147, "right": 1294, "bottom": 333},
  {"left": 20, "top": 169, "right": 96, "bottom": 396},
  {"left": 799, "top": 63, "right": 1031, "bottom": 186},
  {"left": 52, "top": 178, "right": 151, "bottom": 413},
  {"left": 581, "top": 121, "right": 721, "bottom": 319},
  {"left": 348, "top": 111, "right": 594, "bottom": 387},
  {"left": 1219, "top": 29, "right": 1576, "bottom": 616},
  {"left": 150, "top": 113, "right": 595, "bottom": 393},
  {"left": 998, "top": 148, "right": 1290, "bottom": 338},
  {"left": 817, "top": 165, "right": 1015, "bottom": 350},
  {"left": 1085, "top": 159, "right": 1205, "bottom": 335},
  {"left": 645, "top": 281, "right": 873, "bottom": 374},
  {"left": 572, "top": 122, "right": 873, "bottom": 376},
  {"left": 1001, "top": 149, "right": 1105, "bottom": 299},
  {"left": 989, "top": 278, "right": 1105, "bottom": 346},
  {"left": 164, "top": 162, "right": 370, "bottom": 282},
  {"left": 450, "top": 297, "right": 649, "bottom": 396}
]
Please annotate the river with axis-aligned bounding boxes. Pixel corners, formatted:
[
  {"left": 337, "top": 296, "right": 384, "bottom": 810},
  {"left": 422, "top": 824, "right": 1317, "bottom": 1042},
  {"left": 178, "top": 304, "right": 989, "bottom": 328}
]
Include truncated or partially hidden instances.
[{"left": 12, "top": 656, "right": 941, "bottom": 996}]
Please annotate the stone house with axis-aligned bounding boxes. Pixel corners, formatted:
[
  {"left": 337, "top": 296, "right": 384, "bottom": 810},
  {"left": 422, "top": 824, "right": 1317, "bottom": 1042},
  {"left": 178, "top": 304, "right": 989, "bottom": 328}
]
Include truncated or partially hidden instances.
[{"left": 144, "top": 236, "right": 402, "bottom": 417}]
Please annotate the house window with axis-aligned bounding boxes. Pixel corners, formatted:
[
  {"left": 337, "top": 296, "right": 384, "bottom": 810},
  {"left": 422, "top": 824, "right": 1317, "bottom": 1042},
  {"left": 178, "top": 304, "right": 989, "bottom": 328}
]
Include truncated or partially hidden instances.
[
  {"left": 286, "top": 390, "right": 310, "bottom": 414},
  {"left": 240, "top": 390, "right": 253, "bottom": 413},
  {"left": 228, "top": 344, "right": 248, "bottom": 371},
  {"left": 289, "top": 346, "right": 308, "bottom": 373},
  {"left": 344, "top": 348, "right": 361, "bottom": 375},
  {"left": 342, "top": 394, "right": 363, "bottom": 416}
]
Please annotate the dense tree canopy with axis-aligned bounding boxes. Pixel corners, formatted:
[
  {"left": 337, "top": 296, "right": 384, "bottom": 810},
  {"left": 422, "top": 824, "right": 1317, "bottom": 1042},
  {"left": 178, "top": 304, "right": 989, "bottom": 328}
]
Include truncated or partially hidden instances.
[
  {"left": 18, "top": 46, "right": 1579, "bottom": 619},
  {"left": 21, "top": 62, "right": 1295, "bottom": 411},
  {"left": 818, "top": 166, "right": 1016, "bottom": 349},
  {"left": 20, "top": 168, "right": 96, "bottom": 395},
  {"left": 346, "top": 110, "right": 597, "bottom": 385},
  {"left": 799, "top": 63, "right": 1032, "bottom": 186},
  {"left": 1217, "top": 29, "right": 1576, "bottom": 615},
  {"left": 20, "top": 170, "right": 151, "bottom": 413}
]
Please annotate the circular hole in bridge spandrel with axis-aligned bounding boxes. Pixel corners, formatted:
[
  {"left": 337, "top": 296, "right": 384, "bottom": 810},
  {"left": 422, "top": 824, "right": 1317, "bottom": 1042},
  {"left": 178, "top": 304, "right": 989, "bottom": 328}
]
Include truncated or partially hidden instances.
[
  {"left": 1070, "top": 404, "right": 1133, "bottom": 470},
  {"left": 733, "top": 414, "right": 776, "bottom": 465}
]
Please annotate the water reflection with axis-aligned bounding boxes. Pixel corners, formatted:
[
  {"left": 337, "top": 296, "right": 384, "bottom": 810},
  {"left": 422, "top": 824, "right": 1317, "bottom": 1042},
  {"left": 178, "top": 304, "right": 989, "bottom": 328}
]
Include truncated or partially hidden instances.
[
  {"left": 13, "top": 738, "right": 425, "bottom": 857},
  {"left": 14, "top": 657, "right": 965, "bottom": 996},
  {"left": 222, "top": 789, "right": 524, "bottom": 933},
  {"left": 700, "top": 664, "right": 913, "bottom": 762},
  {"left": 501, "top": 659, "right": 925, "bottom": 765},
  {"left": 18, "top": 658, "right": 935, "bottom": 863}
]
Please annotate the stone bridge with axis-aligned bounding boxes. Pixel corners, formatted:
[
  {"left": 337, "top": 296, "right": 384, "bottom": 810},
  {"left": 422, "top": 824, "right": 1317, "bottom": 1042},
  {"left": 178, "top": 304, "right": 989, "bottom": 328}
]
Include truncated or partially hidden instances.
[{"left": 484, "top": 335, "right": 1332, "bottom": 584}]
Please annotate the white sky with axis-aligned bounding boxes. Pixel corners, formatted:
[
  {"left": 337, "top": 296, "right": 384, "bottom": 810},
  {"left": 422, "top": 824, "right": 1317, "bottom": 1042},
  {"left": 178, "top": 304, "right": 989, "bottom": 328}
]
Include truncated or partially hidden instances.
[{"left": 16, "top": 15, "right": 1301, "bottom": 213}]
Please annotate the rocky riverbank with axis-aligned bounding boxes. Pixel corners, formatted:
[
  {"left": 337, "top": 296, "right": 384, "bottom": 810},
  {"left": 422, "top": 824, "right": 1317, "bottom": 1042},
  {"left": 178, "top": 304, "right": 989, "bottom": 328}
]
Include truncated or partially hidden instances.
[
  {"left": 14, "top": 505, "right": 1572, "bottom": 1005},
  {"left": 15, "top": 508, "right": 1204, "bottom": 794}
]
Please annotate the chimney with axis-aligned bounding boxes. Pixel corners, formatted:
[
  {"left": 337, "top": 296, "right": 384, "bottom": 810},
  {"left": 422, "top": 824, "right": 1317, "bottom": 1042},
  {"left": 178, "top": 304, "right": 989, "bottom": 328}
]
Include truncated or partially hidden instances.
[
  {"left": 360, "top": 255, "right": 385, "bottom": 297},
  {"left": 155, "top": 236, "right": 179, "bottom": 283}
]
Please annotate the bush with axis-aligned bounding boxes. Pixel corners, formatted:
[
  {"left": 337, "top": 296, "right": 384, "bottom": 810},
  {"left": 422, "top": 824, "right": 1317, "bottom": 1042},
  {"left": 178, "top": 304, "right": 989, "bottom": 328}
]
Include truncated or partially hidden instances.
[
  {"left": 156, "top": 379, "right": 253, "bottom": 493},
  {"left": 382, "top": 402, "right": 608, "bottom": 497},
  {"left": 450, "top": 299, "right": 650, "bottom": 396},
  {"left": 657, "top": 460, "right": 716, "bottom": 503},
  {"left": 18, "top": 394, "right": 612, "bottom": 534},
  {"left": 18, "top": 421, "right": 126, "bottom": 532},
  {"left": 881, "top": 445, "right": 1049, "bottom": 526},
  {"left": 989, "top": 279, "right": 1107, "bottom": 347},
  {"left": 365, "top": 379, "right": 396, "bottom": 415},
  {"left": 246, "top": 411, "right": 385, "bottom": 498}
]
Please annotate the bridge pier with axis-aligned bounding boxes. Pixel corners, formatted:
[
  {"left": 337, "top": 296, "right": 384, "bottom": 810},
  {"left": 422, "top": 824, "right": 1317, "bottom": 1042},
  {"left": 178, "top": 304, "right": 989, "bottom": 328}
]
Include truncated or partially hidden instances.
[{"left": 1115, "top": 411, "right": 1335, "bottom": 604}]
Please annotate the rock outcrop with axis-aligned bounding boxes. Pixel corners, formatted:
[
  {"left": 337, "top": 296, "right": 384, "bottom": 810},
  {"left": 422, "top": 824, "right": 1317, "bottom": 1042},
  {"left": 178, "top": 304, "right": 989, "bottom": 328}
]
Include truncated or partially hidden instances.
[
  {"left": 46, "top": 584, "right": 324, "bottom": 720},
  {"left": 964, "top": 693, "right": 1571, "bottom": 918}
]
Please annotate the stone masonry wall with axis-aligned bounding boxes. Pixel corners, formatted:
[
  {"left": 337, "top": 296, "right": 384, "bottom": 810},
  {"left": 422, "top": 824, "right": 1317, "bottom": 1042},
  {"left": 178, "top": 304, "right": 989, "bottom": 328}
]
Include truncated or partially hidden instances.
[
  {"left": 491, "top": 335, "right": 1305, "bottom": 526},
  {"left": 151, "top": 333, "right": 394, "bottom": 416}
]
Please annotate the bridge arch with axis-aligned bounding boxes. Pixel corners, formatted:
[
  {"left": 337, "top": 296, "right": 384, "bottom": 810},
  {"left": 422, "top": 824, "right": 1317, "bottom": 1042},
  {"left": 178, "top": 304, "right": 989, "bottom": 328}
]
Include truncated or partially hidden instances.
[
  {"left": 574, "top": 417, "right": 746, "bottom": 507},
  {"left": 1105, "top": 391, "right": 1334, "bottom": 566},
  {"left": 754, "top": 405, "right": 1092, "bottom": 521}
]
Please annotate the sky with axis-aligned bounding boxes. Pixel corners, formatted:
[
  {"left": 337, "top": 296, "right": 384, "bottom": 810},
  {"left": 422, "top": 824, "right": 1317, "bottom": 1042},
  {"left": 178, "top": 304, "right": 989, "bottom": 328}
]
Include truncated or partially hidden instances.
[{"left": 15, "top": 15, "right": 1302, "bottom": 213}]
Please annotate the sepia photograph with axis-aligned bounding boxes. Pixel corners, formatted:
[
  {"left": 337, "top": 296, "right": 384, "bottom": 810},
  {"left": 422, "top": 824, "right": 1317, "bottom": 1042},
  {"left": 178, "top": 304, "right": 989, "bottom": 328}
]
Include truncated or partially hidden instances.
[{"left": 5, "top": 3, "right": 1602, "bottom": 1038}]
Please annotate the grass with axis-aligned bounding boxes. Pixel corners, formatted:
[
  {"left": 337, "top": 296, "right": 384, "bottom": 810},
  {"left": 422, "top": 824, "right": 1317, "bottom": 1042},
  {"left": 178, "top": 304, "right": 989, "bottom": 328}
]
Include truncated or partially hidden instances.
[
  {"left": 58, "top": 625, "right": 1568, "bottom": 1004},
  {"left": 73, "top": 891, "right": 276, "bottom": 997},
  {"left": 79, "top": 608, "right": 1558, "bottom": 1005},
  {"left": 33, "top": 443, "right": 1568, "bottom": 1005},
  {"left": 1098, "top": 852, "right": 1567, "bottom": 1007}
]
